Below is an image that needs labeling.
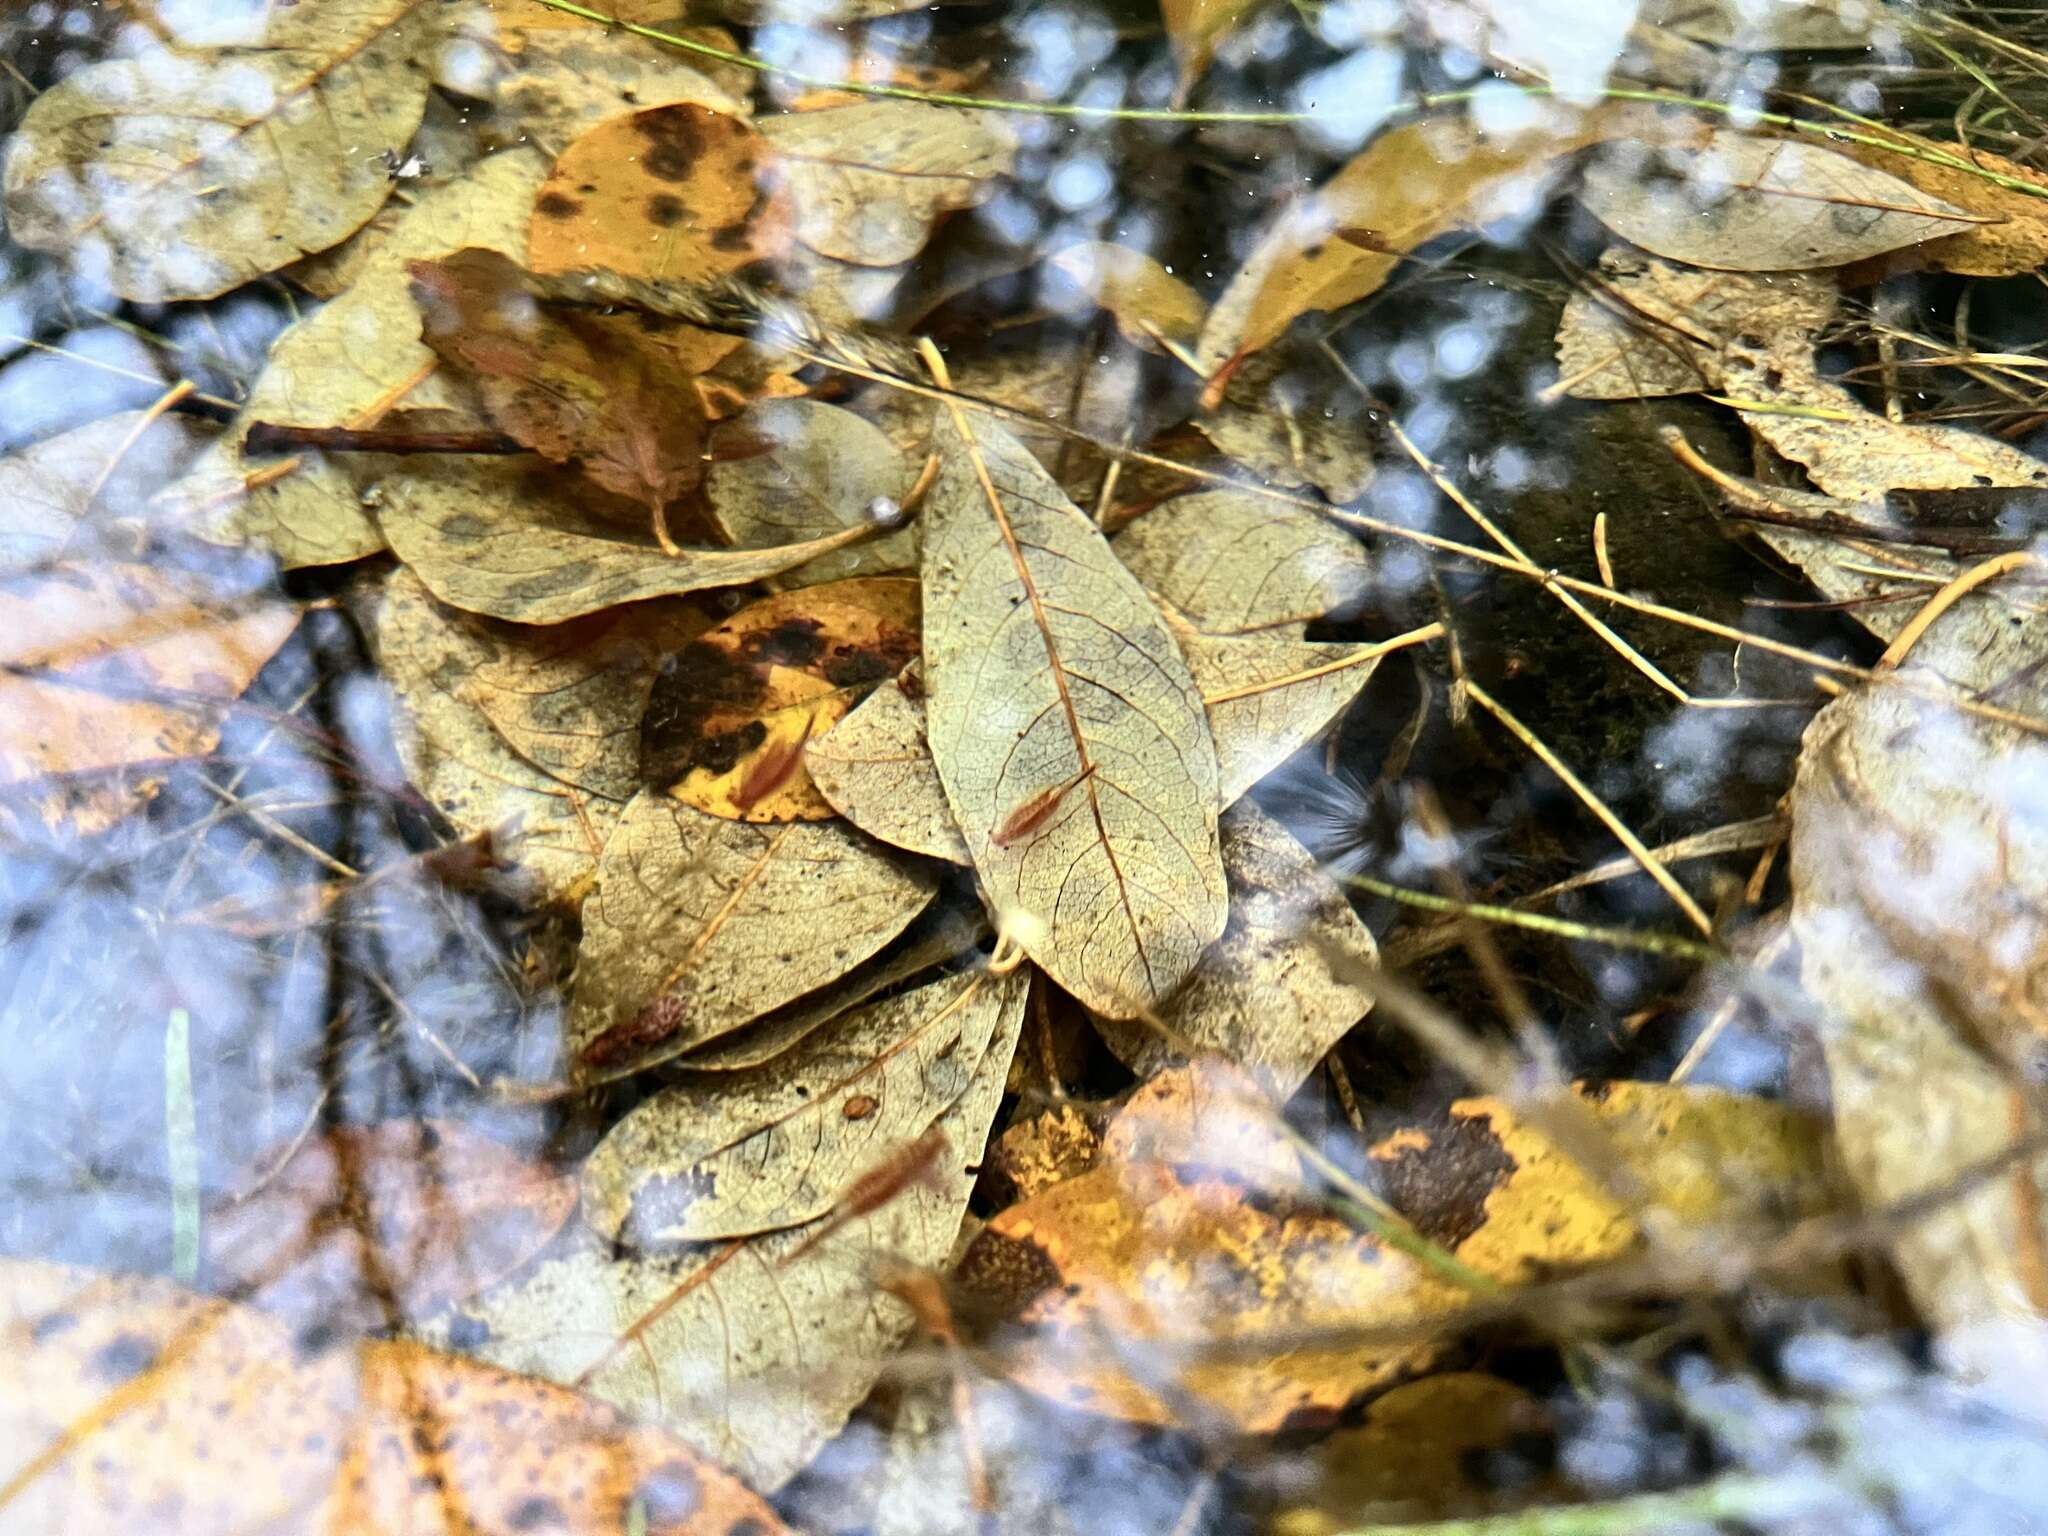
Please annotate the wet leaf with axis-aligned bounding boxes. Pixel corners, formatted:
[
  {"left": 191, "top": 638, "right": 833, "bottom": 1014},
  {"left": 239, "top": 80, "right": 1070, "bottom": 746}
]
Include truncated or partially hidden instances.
[
  {"left": 1092, "top": 802, "right": 1378, "bottom": 1096},
  {"left": 1160, "top": 0, "right": 1267, "bottom": 92},
  {"left": 567, "top": 790, "right": 937, "bottom": 1078},
  {"left": 584, "top": 968, "right": 1028, "bottom": 1244},
  {"left": 1642, "top": 0, "right": 1891, "bottom": 49},
  {"left": 760, "top": 102, "right": 1016, "bottom": 267},
  {"left": 431, "top": 988, "right": 1023, "bottom": 1492},
  {"left": 640, "top": 577, "right": 921, "bottom": 821},
  {"left": 374, "top": 455, "right": 878, "bottom": 625},
  {"left": 0, "top": 565, "right": 296, "bottom": 787},
  {"left": 528, "top": 103, "right": 791, "bottom": 283},
  {"left": 1579, "top": 129, "right": 1978, "bottom": 271},
  {"left": 208, "top": 1118, "right": 577, "bottom": 1333},
  {"left": 371, "top": 566, "right": 627, "bottom": 905},
  {"left": 471, "top": 15, "right": 744, "bottom": 150},
  {"left": 805, "top": 668, "right": 973, "bottom": 865},
  {"left": 0, "top": 0, "right": 446, "bottom": 302},
  {"left": 408, "top": 247, "right": 726, "bottom": 520},
  {"left": 1196, "top": 104, "right": 1683, "bottom": 370},
  {"left": 705, "top": 400, "right": 919, "bottom": 588},
  {"left": 920, "top": 405, "right": 1227, "bottom": 1019},
  {"left": 1830, "top": 128, "right": 2048, "bottom": 278},
  {"left": 0, "top": 1257, "right": 787, "bottom": 1534},
  {"left": 1183, "top": 628, "right": 1388, "bottom": 805},
  {"left": 1196, "top": 339, "right": 1378, "bottom": 502},
  {"left": 1112, "top": 489, "right": 1371, "bottom": 634},
  {"left": 161, "top": 148, "right": 549, "bottom": 569},
  {"left": 0, "top": 411, "right": 205, "bottom": 571},
  {"left": 983, "top": 1101, "right": 1109, "bottom": 1205},
  {"left": 1046, "top": 241, "right": 1208, "bottom": 354}
]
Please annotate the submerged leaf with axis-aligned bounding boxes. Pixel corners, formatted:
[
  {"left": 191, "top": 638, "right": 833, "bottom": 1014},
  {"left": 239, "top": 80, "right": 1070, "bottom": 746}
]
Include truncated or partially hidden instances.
[
  {"left": 1046, "top": 241, "right": 1208, "bottom": 354},
  {"left": 1196, "top": 340, "right": 1377, "bottom": 502},
  {"left": 1579, "top": 129, "right": 1977, "bottom": 271},
  {"left": 0, "top": 1258, "right": 788, "bottom": 1535},
  {"left": 1092, "top": 803, "right": 1377, "bottom": 1096},
  {"left": 805, "top": 668, "right": 973, "bottom": 865},
  {"left": 161, "top": 148, "right": 549, "bottom": 569},
  {"left": 640, "top": 578, "right": 921, "bottom": 821},
  {"left": 584, "top": 969, "right": 1027, "bottom": 1244},
  {"left": 920, "top": 406, "right": 1227, "bottom": 1018},
  {"left": 1184, "top": 628, "right": 1387, "bottom": 805},
  {"left": 567, "top": 790, "right": 936, "bottom": 1078},
  {"left": 0, "top": 412, "right": 205, "bottom": 571},
  {"left": 432, "top": 990, "right": 1023, "bottom": 1492},
  {"left": 1, "top": 0, "right": 445, "bottom": 302},
  {"left": 374, "top": 456, "right": 877, "bottom": 625},
  {"left": 1113, "top": 489, "right": 1371, "bottom": 634}
]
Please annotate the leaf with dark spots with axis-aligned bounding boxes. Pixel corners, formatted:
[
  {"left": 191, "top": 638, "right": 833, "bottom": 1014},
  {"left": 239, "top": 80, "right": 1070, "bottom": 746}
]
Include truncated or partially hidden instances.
[
  {"left": 640, "top": 578, "right": 921, "bottom": 821},
  {"left": 535, "top": 192, "right": 583, "bottom": 220},
  {"left": 1370, "top": 1113, "right": 1519, "bottom": 1250}
]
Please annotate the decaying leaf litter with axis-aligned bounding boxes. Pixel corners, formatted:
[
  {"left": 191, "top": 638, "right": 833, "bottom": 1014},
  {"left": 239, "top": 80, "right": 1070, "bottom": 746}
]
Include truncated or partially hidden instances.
[{"left": 9, "top": 0, "right": 2048, "bottom": 1529}]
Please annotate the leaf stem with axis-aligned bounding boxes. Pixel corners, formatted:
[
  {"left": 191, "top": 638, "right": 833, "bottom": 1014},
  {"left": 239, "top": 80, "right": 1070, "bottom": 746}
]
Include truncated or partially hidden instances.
[{"left": 1336, "top": 873, "right": 1722, "bottom": 963}]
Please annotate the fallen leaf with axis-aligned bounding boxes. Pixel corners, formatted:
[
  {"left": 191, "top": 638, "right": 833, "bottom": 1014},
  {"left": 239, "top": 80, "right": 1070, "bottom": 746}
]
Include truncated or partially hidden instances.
[
  {"left": 1159, "top": 0, "right": 1266, "bottom": 93},
  {"left": 371, "top": 566, "right": 626, "bottom": 905},
  {"left": 0, "top": 565, "right": 297, "bottom": 786},
  {"left": 583, "top": 968, "right": 1028, "bottom": 1244},
  {"left": 982, "top": 1101, "right": 1109, "bottom": 1205},
  {"left": 1196, "top": 338, "right": 1378, "bottom": 502},
  {"left": 1046, "top": 241, "right": 1208, "bottom": 354},
  {"left": 1196, "top": 104, "right": 1687, "bottom": 370},
  {"left": 705, "top": 399, "right": 919, "bottom": 587},
  {"left": 567, "top": 789, "right": 937, "bottom": 1078},
  {"left": 0, "top": 411, "right": 205, "bottom": 571},
  {"left": 1184, "top": 627, "right": 1388, "bottom": 805},
  {"left": 208, "top": 1118, "right": 577, "bottom": 1333},
  {"left": 1113, "top": 489, "right": 1371, "bottom": 634},
  {"left": 920, "top": 405, "right": 1227, "bottom": 1019},
  {"left": 0, "top": 1257, "right": 787, "bottom": 1534},
  {"left": 1, "top": 0, "right": 447, "bottom": 302},
  {"left": 1092, "top": 802, "right": 1378, "bottom": 1096},
  {"left": 373, "top": 455, "right": 879, "bottom": 625},
  {"left": 1830, "top": 127, "right": 2048, "bottom": 279},
  {"left": 431, "top": 985, "right": 1023, "bottom": 1492},
  {"left": 1643, "top": 0, "right": 1891, "bottom": 49},
  {"left": 468, "top": 12, "right": 745, "bottom": 150},
  {"left": 1578, "top": 129, "right": 1978, "bottom": 272},
  {"left": 640, "top": 577, "right": 921, "bottom": 821},
  {"left": 760, "top": 102, "right": 1016, "bottom": 267},
  {"left": 529, "top": 103, "right": 791, "bottom": 283},
  {"left": 805, "top": 667, "right": 974, "bottom": 865},
  {"left": 408, "top": 247, "right": 728, "bottom": 522},
  {"left": 161, "top": 147, "right": 549, "bottom": 569}
]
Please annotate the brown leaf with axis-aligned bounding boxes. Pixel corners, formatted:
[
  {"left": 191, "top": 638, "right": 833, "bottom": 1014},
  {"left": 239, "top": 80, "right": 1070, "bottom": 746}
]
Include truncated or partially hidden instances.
[
  {"left": 640, "top": 577, "right": 921, "bottom": 821},
  {"left": 208, "top": 1119, "right": 576, "bottom": 1333},
  {"left": 431, "top": 988, "right": 1023, "bottom": 1492},
  {"left": 1830, "top": 127, "right": 2048, "bottom": 279},
  {"left": 374, "top": 456, "right": 878, "bottom": 625},
  {"left": 0, "top": 1257, "right": 787, "bottom": 1534},
  {"left": 1159, "top": 0, "right": 1266, "bottom": 93},
  {"left": 1092, "top": 802, "right": 1378, "bottom": 1096},
  {"left": 804, "top": 666, "right": 973, "bottom": 865},
  {"left": 1045, "top": 241, "right": 1208, "bottom": 354},
  {"left": 1113, "top": 489, "right": 1371, "bottom": 635},
  {"left": 409, "top": 247, "right": 727, "bottom": 518},
  {"left": 583, "top": 968, "right": 1028, "bottom": 1244},
  {"left": 0, "top": 565, "right": 297, "bottom": 787},
  {"left": 1578, "top": 129, "right": 1978, "bottom": 272},
  {"left": 1184, "top": 628, "right": 1387, "bottom": 805},
  {"left": 567, "top": 789, "right": 937, "bottom": 1078},
  {"left": 760, "top": 102, "right": 1016, "bottom": 268},
  {"left": 0, "top": 412, "right": 205, "bottom": 571},
  {"left": 528, "top": 103, "right": 792, "bottom": 283},
  {"left": 472, "top": 14, "right": 744, "bottom": 150},
  {"left": 920, "top": 405, "right": 1227, "bottom": 1019},
  {"left": 1195, "top": 339, "right": 1377, "bottom": 502}
]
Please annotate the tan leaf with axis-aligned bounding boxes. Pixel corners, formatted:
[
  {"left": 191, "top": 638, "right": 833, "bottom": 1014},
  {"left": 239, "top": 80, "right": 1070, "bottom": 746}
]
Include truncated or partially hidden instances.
[
  {"left": 584, "top": 968, "right": 1027, "bottom": 1244},
  {"left": 1046, "top": 241, "right": 1208, "bottom": 354},
  {"left": 806, "top": 667, "right": 972, "bottom": 865},
  {"left": 1113, "top": 489, "right": 1371, "bottom": 634},
  {"left": 207, "top": 1118, "right": 577, "bottom": 1333},
  {"left": 0, "top": 1258, "right": 788, "bottom": 1535},
  {"left": 0, "top": 411, "right": 205, "bottom": 571},
  {"left": 1092, "top": 802, "right": 1377, "bottom": 1096},
  {"left": 467, "top": 13, "right": 744, "bottom": 149},
  {"left": 1185, "top": 628, "right": 1386, "bottom": 805},
  {"left": 371, "top": 566, "right": 625, "bottom": 905},
  {"left": 1579, "top": 129, "right": 1978, "bottom": 271},
  {"left": 760, "top": 102, "right": 1016, "bottom": 267},
  {"left": 1159, "top": 0, "right": 1266, "bottom": 91},
  {"left": 1196, "top": 104, "right": 1684, "bottom": 370},
  {"left": 0, "top": 564, "right": 297, "bottom": 786},
  {"left": 373, "top": 456, "right": 878, "bottom": 625},
  {"left": 529, "top": 104, "right": 791, "bottom": 283},
  {"left": 640, "top": 577, "right": 921, "bottom": 821},
  {"left": 430, "top": 991, "right": 1022, "bottom": 1493},
  {"left": 1195, "top": 339, "right": 1377, "bottom": 502},
  {"left": 920, "top": 405, "right": 1227, "bottom": 1018},
  {"left": 1643, "top": 0, "right": 1892, "bottom": 49},
  {"left": 705, "top": 400, "right": 918, "bottom": 587},
  {"left": 1830, "top": 127, "right": 2048, "bottom": 279},
  {"left": 161, "top": 147, "right": 549, "bottom": 569},
  {"left": 568, "top": 790, "right": 937, "bottom": 1078},
  {"left": 0, "top": 0, "right": 445, "bottom": 302}
]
